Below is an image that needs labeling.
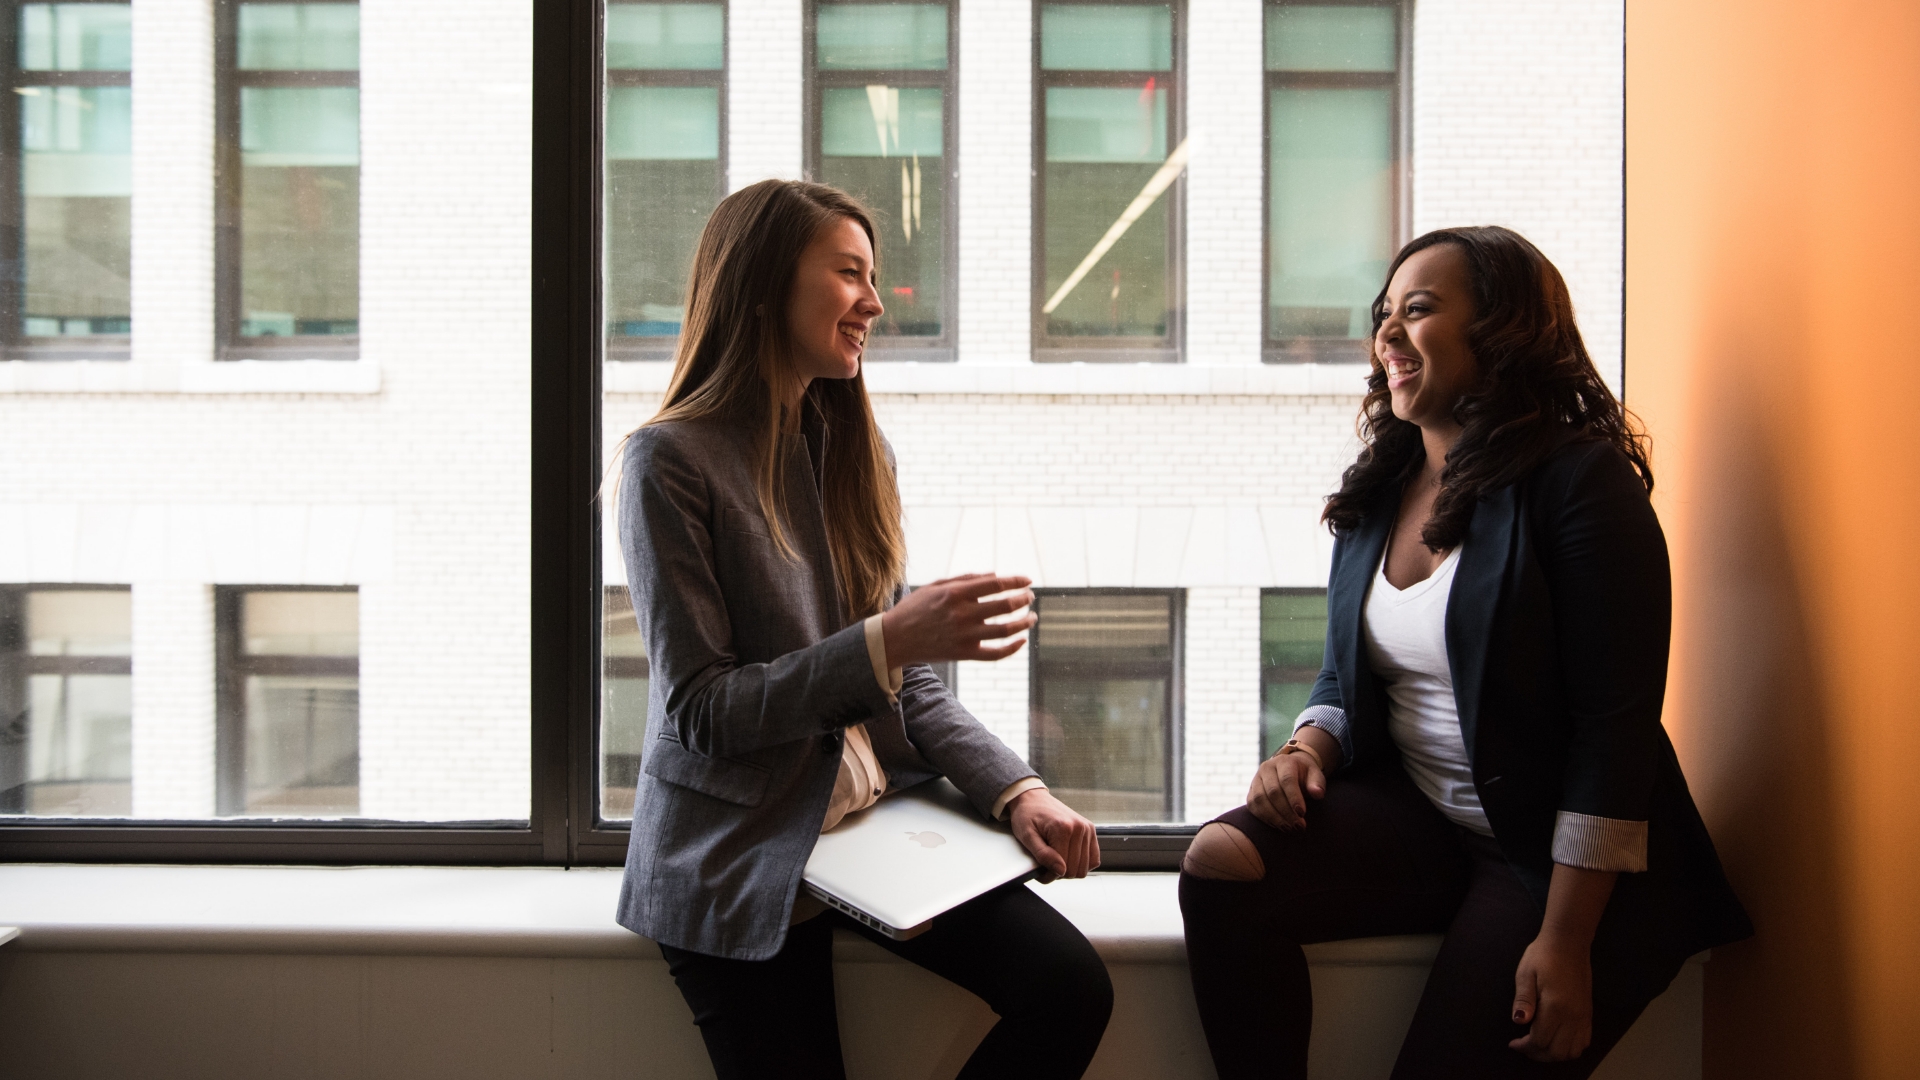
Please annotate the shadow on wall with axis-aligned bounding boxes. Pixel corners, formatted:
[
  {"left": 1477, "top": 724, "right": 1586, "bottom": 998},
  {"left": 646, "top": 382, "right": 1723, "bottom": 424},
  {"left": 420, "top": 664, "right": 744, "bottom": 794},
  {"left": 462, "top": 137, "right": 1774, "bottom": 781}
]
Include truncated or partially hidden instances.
[{"left": 1675, "top": 366, "right": 1853, "bottom": 1079}]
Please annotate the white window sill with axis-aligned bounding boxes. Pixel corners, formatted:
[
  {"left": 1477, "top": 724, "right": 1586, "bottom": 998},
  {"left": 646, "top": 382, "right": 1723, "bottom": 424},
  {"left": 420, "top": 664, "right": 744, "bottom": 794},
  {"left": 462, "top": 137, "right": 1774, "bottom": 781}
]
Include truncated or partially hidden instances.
[
  {"left": 0, "top": 359, "right": 382, "bottom": 395},
  {"left": 0, "top": 863, "right": 1436, "bottom": 966},
  {"left": 604, "top": 359, "right": 1372, "bottom": 397}
]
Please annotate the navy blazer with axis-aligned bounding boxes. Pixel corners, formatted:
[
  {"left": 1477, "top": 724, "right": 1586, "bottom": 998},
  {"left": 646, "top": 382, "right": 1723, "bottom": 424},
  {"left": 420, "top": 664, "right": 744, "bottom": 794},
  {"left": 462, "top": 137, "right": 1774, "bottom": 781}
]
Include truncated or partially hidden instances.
[{"left": 1308, "top": 438, "right": 1752, "bottom": 968}]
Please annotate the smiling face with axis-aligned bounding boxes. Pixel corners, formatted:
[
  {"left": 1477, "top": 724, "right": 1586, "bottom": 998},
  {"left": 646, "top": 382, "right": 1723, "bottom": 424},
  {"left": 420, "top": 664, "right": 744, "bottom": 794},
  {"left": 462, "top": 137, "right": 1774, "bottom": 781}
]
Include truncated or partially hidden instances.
[
  {"left": 1375, "top": 243, "right": 1479, "bottom": 433},
  {"left": 783, "top": 215, "right": 883, "bottom": 391}
]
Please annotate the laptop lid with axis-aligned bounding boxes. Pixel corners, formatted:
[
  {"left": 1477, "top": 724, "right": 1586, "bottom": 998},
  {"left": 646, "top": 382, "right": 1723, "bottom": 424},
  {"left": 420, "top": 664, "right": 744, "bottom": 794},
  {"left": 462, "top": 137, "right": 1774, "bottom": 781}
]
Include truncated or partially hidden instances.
[{"left": 803, "top": 777, "right": 1040, "bottom": 939}]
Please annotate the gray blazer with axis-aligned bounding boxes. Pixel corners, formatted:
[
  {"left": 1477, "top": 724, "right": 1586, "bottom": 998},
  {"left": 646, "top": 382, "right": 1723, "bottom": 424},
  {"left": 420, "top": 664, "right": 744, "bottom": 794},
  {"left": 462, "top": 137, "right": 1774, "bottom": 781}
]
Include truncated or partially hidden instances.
[{"left": 614, "top": 406, "right": 1038, "bottom": 960}]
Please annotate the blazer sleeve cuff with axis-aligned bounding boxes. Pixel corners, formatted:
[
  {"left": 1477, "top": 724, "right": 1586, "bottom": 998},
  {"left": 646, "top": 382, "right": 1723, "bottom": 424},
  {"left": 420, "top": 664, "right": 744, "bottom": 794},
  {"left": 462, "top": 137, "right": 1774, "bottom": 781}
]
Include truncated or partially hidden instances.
[
  {"left": 990, "top": 776, "right": 1047, "bottom": 821},
  {"left": 862, "top": 614, "right": 903, "bottom": 705},
  {"left": 1293, "top": 705, "right": 1354, "bottom": 765},
  {"left": 1551, "top": 811, "right": 1649, "bottom": 873}
]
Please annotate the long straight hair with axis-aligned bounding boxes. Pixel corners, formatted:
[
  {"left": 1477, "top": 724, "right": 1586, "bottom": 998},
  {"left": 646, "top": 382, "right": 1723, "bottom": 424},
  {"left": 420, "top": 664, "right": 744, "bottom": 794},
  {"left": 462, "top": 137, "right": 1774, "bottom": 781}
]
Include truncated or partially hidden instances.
[
  {"left": 1322, "top": 226, "right": 1651, "bottom": 548},
  {"left": 632, "top": 179, "right": 905, "bottom": 620}
]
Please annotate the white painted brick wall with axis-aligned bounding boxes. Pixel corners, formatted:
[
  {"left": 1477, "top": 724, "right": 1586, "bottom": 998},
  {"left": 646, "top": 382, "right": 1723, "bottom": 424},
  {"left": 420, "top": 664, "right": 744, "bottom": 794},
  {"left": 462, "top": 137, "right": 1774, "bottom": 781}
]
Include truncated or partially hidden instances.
[
  {"left": 131, "top": 0, "right": 214, "bottom": 373},
  {"left": 1412, "top": 0, "right": 1625, "bottom": 390},
  {"left": 727, "top": 0, "right": 803, "bottom": 189},
  {"left": 1182, "top": 585, "right": 1260, "bottom": 821},
  {"left": 1184, "top": 0, "right": 1264, "bottom": 366},
  {"left": 955, "top": 0, "right": 1031, "bottom": 365},
  {"left": 130, "top": 581, "right": 215, "bottom": 817}
]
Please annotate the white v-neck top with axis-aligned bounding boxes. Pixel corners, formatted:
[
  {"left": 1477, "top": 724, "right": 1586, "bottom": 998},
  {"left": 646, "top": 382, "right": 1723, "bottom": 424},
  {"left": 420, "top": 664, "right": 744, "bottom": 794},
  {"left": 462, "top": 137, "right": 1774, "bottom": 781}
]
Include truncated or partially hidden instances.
[{"left": 1361, "top": 543, "right": 1494, "bottom": 836}]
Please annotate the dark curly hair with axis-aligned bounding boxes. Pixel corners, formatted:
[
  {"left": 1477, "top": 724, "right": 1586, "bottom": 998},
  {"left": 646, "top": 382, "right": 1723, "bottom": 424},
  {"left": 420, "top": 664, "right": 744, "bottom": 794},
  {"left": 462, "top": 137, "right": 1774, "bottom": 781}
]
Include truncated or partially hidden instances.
[{"left": 1322, "top": 226, "right": 1651, "bottom": 548}]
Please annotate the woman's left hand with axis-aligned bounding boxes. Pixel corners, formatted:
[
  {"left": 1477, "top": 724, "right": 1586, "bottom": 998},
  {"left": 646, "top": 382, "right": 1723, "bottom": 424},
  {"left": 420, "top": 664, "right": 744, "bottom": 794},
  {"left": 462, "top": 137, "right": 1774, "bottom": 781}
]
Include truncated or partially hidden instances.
[
  {"left": 1508, "top": 931, "right": 1595, "bottom": 1062},
  {"left": 1007, "top": 788, "right": 1100, "bottom": 882}
]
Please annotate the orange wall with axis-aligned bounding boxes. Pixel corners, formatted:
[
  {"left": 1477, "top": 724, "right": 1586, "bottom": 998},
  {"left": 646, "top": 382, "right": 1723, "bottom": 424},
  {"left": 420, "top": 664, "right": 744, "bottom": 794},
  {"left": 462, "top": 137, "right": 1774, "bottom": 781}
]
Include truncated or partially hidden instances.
[{"left": 1626, "top": 1, "right": 1920, "bottom": 1076}]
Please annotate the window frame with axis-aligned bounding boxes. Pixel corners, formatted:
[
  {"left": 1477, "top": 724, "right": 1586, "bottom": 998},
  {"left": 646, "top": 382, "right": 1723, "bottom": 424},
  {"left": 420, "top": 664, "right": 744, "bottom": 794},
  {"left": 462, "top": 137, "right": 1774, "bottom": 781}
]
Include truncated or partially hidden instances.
[
  {"left": 213, "top": 585, "right": 359, "bottom": 817},
  {"left": 214, "top": 0, "right": 362, "bottom": 362},
  {"left": 1260, "top": 0, "right": 1408, "bottom": 364},
  {"left": 1027, "top": 587, "right": 1186, "bottom": 837},
  {"left": 604, "top": 0, "right": 728, "bottom": 363},
  {"left": 0, "top": 0, "right": 134, "bottom": 362},
  {"left": 0, "top": 583, "right": 133, "bottom": 814},
  {"left": 802, "top": 0, "right": 958, "bottom": 361},
  {"left": 1030, "top": 0, "right": 1186, "bottom": 364}
]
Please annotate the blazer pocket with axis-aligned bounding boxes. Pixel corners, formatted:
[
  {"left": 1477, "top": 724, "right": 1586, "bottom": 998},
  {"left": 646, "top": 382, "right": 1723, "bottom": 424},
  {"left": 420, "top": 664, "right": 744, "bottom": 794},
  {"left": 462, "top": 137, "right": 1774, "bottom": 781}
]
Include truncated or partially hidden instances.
[
  {"left": 722, "top": 506, "right": 770, "bottom": 538},
  {"left": 644, "top": 735, "right": 772, "bottom": 807}
]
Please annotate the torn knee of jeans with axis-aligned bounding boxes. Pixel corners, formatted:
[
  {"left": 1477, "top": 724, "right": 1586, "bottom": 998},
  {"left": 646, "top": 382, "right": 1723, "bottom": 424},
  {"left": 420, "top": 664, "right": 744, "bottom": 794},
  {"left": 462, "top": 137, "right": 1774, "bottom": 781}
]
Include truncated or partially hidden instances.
[{"left": 1181, "top": 822, "right": 1266, "bottom": 882}]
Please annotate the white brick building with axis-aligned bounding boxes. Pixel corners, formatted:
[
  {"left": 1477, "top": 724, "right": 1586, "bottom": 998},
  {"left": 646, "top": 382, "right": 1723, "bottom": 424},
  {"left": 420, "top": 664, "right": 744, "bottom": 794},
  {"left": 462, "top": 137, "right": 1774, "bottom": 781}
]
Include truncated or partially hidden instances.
[{"left": 2, "top": 0, "right": 1623, "bottom": 826}]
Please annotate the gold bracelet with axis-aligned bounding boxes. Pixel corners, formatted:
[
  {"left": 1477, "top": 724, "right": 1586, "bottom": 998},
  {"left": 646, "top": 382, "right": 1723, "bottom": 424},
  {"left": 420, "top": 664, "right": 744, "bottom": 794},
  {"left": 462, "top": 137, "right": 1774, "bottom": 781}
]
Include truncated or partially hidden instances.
[{"left": 1279, "top": 738, "right": 1325, "bottom": 773}]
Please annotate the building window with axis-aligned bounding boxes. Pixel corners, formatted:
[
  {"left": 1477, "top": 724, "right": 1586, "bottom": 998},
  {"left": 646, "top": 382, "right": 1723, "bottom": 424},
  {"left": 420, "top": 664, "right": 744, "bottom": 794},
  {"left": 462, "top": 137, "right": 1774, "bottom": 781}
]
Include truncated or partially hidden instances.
[
  {"left": 1029, "top": 589, "right": 1180, "bottom": 823},
  {"left": 806, "top": 1, "right": 953, "bottom": 356},
  {"left": 1, "top": 2, "right": 132, "bottom": 359},
  {"left": 605, "top": 0, "right": 725, "bottom": 359},
  {"left": 217, "top": 0, "right": 360, "bottom": 358},
  {"left": 1264, "top": 1, "right": 1401, "bottom": 363},
  {"left": 0, "top": 585, "right": 132, "bottom": 816},
  {"left": 1260, "top": 587, "right": 1327, "bottom": 758},
  {"left": 601, "top": 586, "right": 649, "bottom": 821},
  {"left": 215, "top": 587, "right": 359, "bottom": 817},
  {"left": 1035, "top": 0, "right": 1183, "bottom": 362}
]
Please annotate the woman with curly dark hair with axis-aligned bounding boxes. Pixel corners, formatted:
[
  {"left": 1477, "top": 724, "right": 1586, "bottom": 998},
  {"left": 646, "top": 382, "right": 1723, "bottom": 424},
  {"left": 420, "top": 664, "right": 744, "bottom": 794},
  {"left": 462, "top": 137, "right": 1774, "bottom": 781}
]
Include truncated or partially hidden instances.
[{"left": 1178, "top": 226, "right": 1751, "bottom": 1078}]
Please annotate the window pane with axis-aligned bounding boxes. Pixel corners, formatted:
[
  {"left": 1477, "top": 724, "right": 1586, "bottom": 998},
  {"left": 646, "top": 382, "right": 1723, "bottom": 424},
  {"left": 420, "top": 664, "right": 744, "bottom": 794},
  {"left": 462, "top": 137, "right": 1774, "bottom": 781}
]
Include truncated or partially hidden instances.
[
  {"left": 238, "top": 85, "right": 359, "bottom": 337},
  {"left": 242, "top": 591, "right": 358, "bottom": 655},
  {"left": 243, "top": 675, "right": 358, "bottom": 814},
  {"left": 17, "top": 3, "right": 132, "bottom": 342},
  {"left": 237, "top": 3, "right": 359, "bottom": 71},
  {"left": 27, "top": 589, "right": 131, "bottom": 655},
  {"left": 601, "top": 587, "right": 648, "bottom": 821},
  {"left": 816, "top": 3, "right": 947, "bottom": 71},
  {"left": 606, "top": 2, "right": 724, "bottom": 70},
  {"left": 26, "top": 673, "right": 132, "bottom": 815},
  {"left": 4, "top": 588, "right": 133, "bottom": 817},
  {"left": 1040, "top": 4, "right": 1172, "bottom": 71},
  {"left": 819, "top": 85, "right": 944, "bottom": 337},
  {"left": 1030, "top": 593, "right": 1175, "bottom": 823},
  {"left": 18, "top": 2, "right": 131, "bottom": 71},
  {"left": 1265, "top": 5, "right": 1395, "bottom": 72},
  {"left": 1043, "top": 87, "right": 1169, "bottom": 338},
  {"left": 1260, "top": 590, "right": 1327, "bottom": 757},
  {"left": 1269, "top": 86, "right": 1391, "bottom": 340}
]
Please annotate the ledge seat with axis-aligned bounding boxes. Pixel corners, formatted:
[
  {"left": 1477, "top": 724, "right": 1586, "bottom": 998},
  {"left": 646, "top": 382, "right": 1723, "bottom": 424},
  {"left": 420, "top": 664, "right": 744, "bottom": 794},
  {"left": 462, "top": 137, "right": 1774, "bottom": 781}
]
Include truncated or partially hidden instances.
[{"left": 0, "top": 865, "right": 1699, "bottom": 1079}]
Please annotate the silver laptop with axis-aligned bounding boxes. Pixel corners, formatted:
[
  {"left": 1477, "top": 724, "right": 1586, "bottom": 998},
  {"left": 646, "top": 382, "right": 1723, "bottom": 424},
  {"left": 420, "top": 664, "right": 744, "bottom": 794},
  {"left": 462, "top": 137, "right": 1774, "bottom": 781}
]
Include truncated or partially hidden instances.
[{"left": 804, "top": 777, "right": 1041, "bottom": 940}]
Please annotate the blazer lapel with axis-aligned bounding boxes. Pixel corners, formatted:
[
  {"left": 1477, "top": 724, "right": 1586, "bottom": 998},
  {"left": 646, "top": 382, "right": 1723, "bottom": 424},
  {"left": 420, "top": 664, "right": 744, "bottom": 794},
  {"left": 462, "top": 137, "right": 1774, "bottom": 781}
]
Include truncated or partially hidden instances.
[
  {"left": 1331, "top": 495, "right": 1394, "bottom": 719},
  {"left": 1447, "top": 484, "right": 1518, "bottom": 763}
]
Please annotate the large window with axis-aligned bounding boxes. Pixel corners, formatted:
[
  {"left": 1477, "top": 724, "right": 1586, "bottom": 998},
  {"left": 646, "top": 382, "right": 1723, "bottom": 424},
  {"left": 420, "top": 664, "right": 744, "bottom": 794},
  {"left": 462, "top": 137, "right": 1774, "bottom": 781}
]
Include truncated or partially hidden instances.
[
  {"left": 216, "top": 588, "right": 359, "bottom": 817},
  {"left": 1264, "top": 0, "right": 1400, "bottom": 362},
  {"left": 1035, "top": 0, "right": 1183, "bottom": 361},
  {"left": 0, "top": 586, "right": 131, "bottom": 816},
  {"left": 217, "top": 0, "right": 360, "bottom": 357},
  {"left": 806, "top": 1, "right": 952, "bottom": 355},
  {"left": 1029, "top": 590, "right": 1180, "bottom": 823},
  {"left": 605, "top": 0, "right": 725, "bottom": 358},
  {"left": 1, "top": 1, "right": 131, "bottom": 358},
  {"left": 1260, "top": 588, "right": 1327, "bottom": 758}
]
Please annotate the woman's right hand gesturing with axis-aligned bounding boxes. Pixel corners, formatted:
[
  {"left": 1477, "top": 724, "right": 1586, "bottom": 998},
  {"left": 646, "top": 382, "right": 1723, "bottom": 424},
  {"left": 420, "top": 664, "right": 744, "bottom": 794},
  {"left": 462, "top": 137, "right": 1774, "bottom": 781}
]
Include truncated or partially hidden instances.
[
  {"left": 881, "top": 574, "right": 1036, "bottom": 667},
  {"left": 1246, "top": 726, "right": 1340, "bottom": 831}
]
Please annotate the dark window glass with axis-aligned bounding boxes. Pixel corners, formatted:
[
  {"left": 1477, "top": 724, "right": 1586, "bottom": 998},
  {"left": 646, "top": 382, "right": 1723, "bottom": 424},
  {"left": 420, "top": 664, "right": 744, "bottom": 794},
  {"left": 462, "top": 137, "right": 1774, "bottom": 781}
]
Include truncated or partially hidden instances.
[
  {"left": 601, "top": 586, "right": 649, "bottom": 821},
  {"left": 1029, "top": 590, "right": 1178, "bottom": 823},
  {"left": 1037, "top": 2, "right": 1181, "bottom": 359},
  {"left": 605, "top": 1, "right": 724, "bottom": 356},
  {"left": 3, "top": 2, "right": 132, "bottom": 354},
  {"left": 1264, "top": 2, "right": 1398, "bottom": 362},
  {"left": 1260, "top": 587, "right": 1327, "bottom": 758},
  {"left": 217, "top": 587, "right": 359, "bottom": 817},
  {"left": 0, "top": 585, "right": 132, "bottom": 816},
  {"left": 809, "top": 2, "right": 950, "bottom": 349},
  {"left": 220, "top": 0, "right": 360, "bottom": 353}
]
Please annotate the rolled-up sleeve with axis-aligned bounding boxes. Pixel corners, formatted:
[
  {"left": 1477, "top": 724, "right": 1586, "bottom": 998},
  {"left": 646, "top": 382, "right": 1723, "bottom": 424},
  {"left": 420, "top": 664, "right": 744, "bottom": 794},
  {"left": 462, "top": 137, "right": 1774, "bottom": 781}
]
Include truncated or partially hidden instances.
[
  {"left": 1552, "top": 811, "right": 1648, "bottom": 873},
  {"left": 1291, "top": 704, "right": 1353, "bottom": 765}
]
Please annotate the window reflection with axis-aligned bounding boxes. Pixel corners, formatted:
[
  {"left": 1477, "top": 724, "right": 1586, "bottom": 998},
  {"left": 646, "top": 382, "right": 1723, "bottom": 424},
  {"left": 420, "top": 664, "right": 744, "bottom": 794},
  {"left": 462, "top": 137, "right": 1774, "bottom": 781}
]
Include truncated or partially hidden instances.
[
  {"left": 601, "top": 586, "right": 649, "bottom": 821},
  {"left": 1260, "top": 589, "right": 1327, "bottom": 758},
  {"left": 218, "top": 588, "right": 360, "bottom": 817}
]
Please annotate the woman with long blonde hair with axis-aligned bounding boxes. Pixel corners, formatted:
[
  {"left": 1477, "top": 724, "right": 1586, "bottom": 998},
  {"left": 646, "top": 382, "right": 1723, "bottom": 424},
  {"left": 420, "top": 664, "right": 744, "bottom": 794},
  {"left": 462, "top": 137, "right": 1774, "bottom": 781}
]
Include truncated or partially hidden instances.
[{"left": 613, "top": 179, "right": 1112, "bottom": 1080}]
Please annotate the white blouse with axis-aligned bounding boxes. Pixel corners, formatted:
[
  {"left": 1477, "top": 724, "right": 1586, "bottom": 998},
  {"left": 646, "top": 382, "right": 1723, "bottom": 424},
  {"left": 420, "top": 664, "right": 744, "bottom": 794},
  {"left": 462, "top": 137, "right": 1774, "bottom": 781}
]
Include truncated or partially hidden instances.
[{"left": 1360, "top": 543, "right": 1494, "bottom": 836}]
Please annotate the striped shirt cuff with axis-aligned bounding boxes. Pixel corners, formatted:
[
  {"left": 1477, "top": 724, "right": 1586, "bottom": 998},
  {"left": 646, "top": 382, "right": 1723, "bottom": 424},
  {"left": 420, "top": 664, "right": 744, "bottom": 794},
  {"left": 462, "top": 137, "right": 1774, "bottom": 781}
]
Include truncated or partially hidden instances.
[
  {"left": 1292, "top": 704, "right": 1353, "bottom": 765},
  {"left": 862, "top": 614, "right": 904, "bottom": 705},
  {"left": 1552, "top": 811, "right": 1649, "bottom": 873},
  {"left": 991, "top": 776, "right": 1047, "bottom": 821}
]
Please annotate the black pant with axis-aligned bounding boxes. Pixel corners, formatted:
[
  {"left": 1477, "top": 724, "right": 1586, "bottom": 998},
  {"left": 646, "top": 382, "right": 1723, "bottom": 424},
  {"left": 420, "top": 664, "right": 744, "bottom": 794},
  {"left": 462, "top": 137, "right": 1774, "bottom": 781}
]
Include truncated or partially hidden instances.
[
  {"left": 659, "top": 881, "right": 1114, "bottom": 1080},
  {"left": 1179, "top": 765, "right": 1683, "bottom": 1080}
]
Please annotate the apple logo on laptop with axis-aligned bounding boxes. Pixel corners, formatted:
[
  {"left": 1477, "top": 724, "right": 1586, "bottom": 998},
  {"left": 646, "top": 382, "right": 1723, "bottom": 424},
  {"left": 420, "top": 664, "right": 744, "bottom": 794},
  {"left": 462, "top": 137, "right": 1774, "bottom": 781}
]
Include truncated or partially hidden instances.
[{"left": 906, "top": 831, "right": 947, "bottom": 849}]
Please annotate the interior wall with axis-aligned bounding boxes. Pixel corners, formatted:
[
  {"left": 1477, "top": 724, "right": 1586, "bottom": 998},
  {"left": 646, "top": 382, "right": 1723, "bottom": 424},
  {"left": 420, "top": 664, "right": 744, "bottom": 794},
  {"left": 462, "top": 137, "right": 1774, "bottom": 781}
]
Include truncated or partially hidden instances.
[{"left": 1625, "top": 2, "right": 1920, "bottom": 1077}]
